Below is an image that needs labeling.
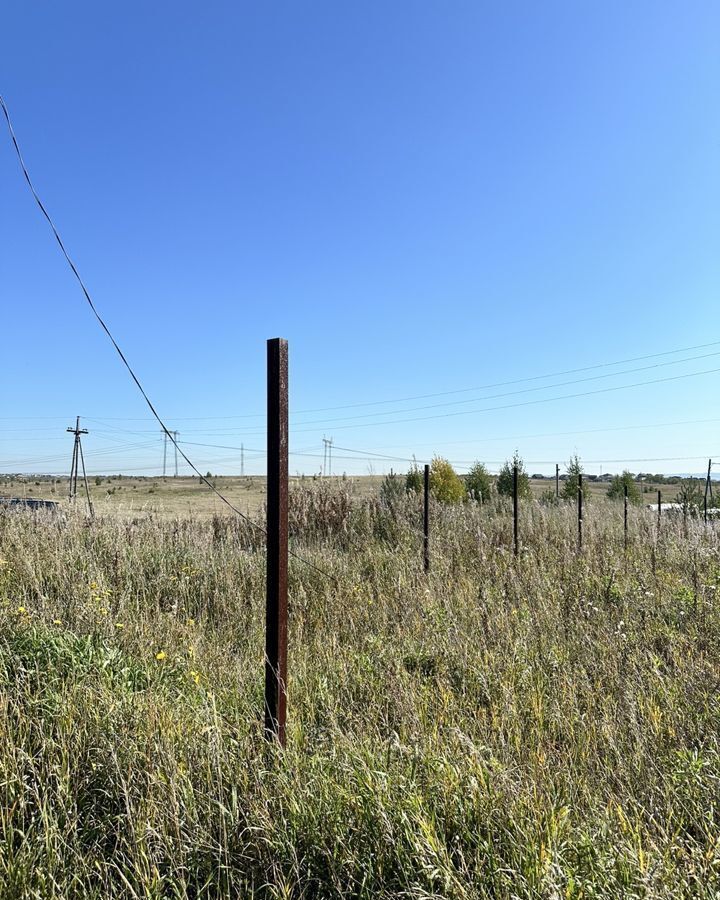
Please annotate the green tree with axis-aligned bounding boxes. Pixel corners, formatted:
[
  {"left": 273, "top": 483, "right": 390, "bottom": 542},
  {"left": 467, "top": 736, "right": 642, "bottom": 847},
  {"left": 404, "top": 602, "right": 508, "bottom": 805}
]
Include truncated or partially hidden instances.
[
  {"left": 607, "top": 470, "right": 641, "bottom": 504},
  {"left": 561, "top": 454, "right": 585, "bottom": 502},
  {"left": 380, "top": 469, "right": 405, "bottom": 505},
  {"left": 497, "top": 451, "right": 531, "bottom": 499},
  {"left": 405, "top": 464, "right": 423, "bottom": 494},
  {"left": 466, "top": 461, "right": 492, "bottom": 503},
  {"left": 676, "top": 477, "right": 704, "bottom": 511},
  {"left": 429, "top": 456, "right": 465, "bottom": 504}
]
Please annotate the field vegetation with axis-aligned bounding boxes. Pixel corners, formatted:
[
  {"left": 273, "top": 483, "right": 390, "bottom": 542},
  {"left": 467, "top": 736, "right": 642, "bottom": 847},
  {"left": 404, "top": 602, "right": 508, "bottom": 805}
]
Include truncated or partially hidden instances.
[{"left": 1, "top": 481, "right": 719, "bottom": 897}]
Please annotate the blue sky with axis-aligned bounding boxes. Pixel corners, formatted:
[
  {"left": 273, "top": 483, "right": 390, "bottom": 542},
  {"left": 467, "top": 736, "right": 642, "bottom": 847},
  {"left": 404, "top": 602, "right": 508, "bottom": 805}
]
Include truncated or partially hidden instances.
[{"left": 2, "top": 2, "right": 719, "bottom": 477}]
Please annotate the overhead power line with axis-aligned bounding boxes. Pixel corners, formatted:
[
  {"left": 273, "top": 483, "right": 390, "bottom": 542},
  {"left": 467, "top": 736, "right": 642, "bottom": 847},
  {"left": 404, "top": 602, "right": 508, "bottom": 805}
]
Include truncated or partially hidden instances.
[
  {"left": 0, "top": 96, "right": 333, "bottom": 582},
  {"left": 279, "top": 350, "right": 720, "bottom": 428},
  {"left": 8, "top": 336, "right": 714, "bottom": 423}
]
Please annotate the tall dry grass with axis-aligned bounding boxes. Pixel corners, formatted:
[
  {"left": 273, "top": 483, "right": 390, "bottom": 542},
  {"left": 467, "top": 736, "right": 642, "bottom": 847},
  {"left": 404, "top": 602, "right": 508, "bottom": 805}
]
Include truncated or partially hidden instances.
[{"left": 0, "top": 485, "right": 719, "bottom": 898}]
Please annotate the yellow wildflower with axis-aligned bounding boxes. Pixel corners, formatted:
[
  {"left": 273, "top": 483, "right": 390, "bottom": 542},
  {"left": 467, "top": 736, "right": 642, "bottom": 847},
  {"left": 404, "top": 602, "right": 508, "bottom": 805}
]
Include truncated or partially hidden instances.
[
  {"left": 17, "top": 606, "right": 26, "bottom": 614},
  {"left": 155, "top": 650, "right": 166, "bottom": 661},
  {"left": 89, "top": 582, "right": 98, "bottom": 590},
  {"left": 53, "top": 619, "right": 62, "bottom": 625},
  {"left": 115, "top": 622, "right": 124, "bottom": 629},
  {"left": 190, "top": 670, "right": 200, "bottom": 685},
  {"left": 186, "top": 618, "right": 195, "bottom": 627}
]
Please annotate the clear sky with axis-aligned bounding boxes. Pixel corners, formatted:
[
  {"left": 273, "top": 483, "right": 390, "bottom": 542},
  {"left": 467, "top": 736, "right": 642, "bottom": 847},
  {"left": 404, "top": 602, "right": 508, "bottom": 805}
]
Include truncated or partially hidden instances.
[{"left": 2, "top": 2, "right": 719, "bottom": 478}]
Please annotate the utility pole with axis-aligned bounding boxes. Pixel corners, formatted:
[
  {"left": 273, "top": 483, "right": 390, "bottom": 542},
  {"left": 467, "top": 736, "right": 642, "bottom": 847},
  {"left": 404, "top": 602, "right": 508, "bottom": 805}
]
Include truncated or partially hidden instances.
[
  {"left": 555, "top": 463, "right": 559, "bottom": 499},
  {"left": 322, "top": 436, "right": 333, "bottom": 477},
  {"left": 162, "top": 430, "right": 168, "bottom": 477},
  {"left": 66, "top": 416, "right": 93, "bottom": 518}
]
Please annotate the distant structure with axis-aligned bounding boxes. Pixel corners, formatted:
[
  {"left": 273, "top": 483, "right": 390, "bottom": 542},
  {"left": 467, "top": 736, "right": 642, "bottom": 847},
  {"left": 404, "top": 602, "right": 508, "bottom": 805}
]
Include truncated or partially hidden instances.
[
  {"left": 323, "top": 436, "right": 333, "bottom": 477},
  {"left": 67, "top": 416, "right": 93, "bottom": 517},
  {"left": 162, "top": 430, "right": 180, "bottom": 476}
]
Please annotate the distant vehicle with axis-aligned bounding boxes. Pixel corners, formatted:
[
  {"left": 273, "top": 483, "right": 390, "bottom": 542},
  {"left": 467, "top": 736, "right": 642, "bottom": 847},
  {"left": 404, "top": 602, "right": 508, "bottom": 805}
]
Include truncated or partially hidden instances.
[{"left": 0, "top": 497, "right": 59, "bottom": 512}]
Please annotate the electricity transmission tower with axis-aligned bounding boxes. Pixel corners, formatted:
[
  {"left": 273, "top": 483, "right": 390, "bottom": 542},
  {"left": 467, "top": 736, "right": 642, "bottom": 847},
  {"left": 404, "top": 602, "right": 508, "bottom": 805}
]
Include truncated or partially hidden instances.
[
  {"left": 162, "top": 430, "right": 180, "bottom": 476},
  {"left": 322, "top": 436, "right": 333, "bottom": 477},
  {"left": 67, "top": 416, "right": 93, "bottom": 517}
]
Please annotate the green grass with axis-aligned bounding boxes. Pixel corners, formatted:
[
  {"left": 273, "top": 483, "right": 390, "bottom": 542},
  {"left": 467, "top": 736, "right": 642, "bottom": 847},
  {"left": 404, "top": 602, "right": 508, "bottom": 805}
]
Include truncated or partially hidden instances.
[{"left": 0, "top": 486, "right": 719, "bottom": 897}]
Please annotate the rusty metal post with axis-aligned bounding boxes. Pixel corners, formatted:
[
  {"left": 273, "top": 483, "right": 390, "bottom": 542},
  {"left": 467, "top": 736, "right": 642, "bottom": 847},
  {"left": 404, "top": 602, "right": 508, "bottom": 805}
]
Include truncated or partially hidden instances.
[
  {"left": 265, "top": 337, "right": 288, "bottom": 747},
  {"left": 423, "top": 463, "right": 430, "bottom": 573},
  {"left": 513, "top": 464, "right": 519, "bottom": 556},
  {"left": 577, "top": 473, "right": 583, "bottom": 551},
  {"left": 623, "top": 482, "right": 628, "bottom": 550}
]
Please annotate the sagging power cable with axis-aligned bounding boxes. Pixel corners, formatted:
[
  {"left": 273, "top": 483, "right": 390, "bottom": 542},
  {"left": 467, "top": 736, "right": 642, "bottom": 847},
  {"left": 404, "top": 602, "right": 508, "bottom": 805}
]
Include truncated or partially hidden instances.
[{"left": 0, "top": 95, "right": 335, "bottom": 583}]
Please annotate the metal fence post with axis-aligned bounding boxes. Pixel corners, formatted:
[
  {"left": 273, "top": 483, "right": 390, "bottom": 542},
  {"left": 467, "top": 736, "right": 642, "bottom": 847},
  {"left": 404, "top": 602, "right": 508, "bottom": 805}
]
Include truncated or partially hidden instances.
[
  {"left": 577, "top": 473, "right": 583, "bottom": 551},
  {"left": 423, "top": 463, "right": 430, "bottom": 573},
  {"left": 265, "top": 337, "right": 288, "bottom": 747},
  {"left": 624, "top": 482, "right": 628, "bottom": 550},
  {"left": 513, "top": 464, "right": 519, "bottom": 556}
]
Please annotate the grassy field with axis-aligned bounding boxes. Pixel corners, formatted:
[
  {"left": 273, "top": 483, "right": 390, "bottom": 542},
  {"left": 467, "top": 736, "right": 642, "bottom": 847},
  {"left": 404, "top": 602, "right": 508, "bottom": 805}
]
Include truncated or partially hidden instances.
[
  {"left": 0, "top": 473, "right": 683, "bottom": 519},
  {"left": 0, "top": 474, "right": 382, "bottom": 519},
  {"left": 1, "top": 483, "right": 719, "bottom": 897}
]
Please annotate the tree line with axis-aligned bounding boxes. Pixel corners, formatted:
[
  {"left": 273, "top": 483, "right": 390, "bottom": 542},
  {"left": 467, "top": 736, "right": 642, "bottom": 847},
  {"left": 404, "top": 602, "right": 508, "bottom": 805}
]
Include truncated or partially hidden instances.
[{"left": 380, "top": 453, "right": 707, "bottom": 509}]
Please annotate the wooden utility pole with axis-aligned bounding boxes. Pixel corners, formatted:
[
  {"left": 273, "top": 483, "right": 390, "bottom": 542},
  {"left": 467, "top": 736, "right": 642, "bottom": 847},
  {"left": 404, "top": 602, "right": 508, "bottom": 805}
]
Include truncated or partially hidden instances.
[
  {"left": 265, "top": 338, "right": 289, "bottom": 747},
  {"left": 67, "top": 416, "right": 93, "bottom": 518}
]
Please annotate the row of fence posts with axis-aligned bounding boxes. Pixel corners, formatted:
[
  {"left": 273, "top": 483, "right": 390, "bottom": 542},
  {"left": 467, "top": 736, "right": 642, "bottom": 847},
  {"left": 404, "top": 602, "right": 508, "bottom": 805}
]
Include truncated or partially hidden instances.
[
  {"left": 264, "top": 340, "right": 713, "bottom": 747},
  {"left": 419, "top": 464, "right": 717, "bottom": 571}
]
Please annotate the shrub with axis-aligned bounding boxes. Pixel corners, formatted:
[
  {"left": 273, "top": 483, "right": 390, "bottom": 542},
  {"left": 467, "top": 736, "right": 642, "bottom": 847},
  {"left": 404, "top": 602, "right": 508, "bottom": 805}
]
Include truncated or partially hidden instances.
[
  {"left": 380, "top": 470, "right": 406, "bottom": 506},
  {"left": 497, "top": 451, "right": 531, "bottom": 499},
  {"left": 607, "top": 471, "right": 641, "bottom": 505},
  {"left": 561, "top": 454, "right": 585, "bottom": 502},
  {"left": 405, "top": 464, "right": 423, "bottom": 494},
  {"left": 465, "top": 462, "right": 492, "bottom": 503},
  {"left": 429, "top": 457, "right": 465, "bottom": 504},
  {"left": 676, "top": 477, "right": 704, "bottom": 511}
]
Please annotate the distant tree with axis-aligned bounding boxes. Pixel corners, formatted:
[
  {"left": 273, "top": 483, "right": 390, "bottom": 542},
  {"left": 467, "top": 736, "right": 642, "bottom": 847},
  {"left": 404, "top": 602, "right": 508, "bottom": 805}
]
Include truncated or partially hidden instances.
[
  {"left": 380, "top": 469, "right": 405, "bottom": 506},
  {"left": 561, "top": 454, "right": 585, "bottom": 502},
  {"left": 465, "top": 462, "right": 492, "bottom": 503},
  {"left": 676, "top": 477, "right": 704, "bottom": 511},
  {"left": 497, "top": 451, "right": 531, "bottom": 499},
  {"left": 607, "top": 471, "right": 641, "bottom": 505},
  {"left": 429, "top": 456, "right": 465, "bottom": 504},
  {"left": 405, "top": 463, "right": 423, "bottom": 494}
]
